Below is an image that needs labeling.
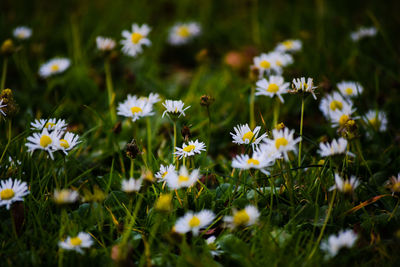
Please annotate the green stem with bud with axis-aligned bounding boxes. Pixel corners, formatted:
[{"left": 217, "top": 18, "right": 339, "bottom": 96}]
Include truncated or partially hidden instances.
[{"left": 146, "top": 117, "right": 152, "bottom": 165}]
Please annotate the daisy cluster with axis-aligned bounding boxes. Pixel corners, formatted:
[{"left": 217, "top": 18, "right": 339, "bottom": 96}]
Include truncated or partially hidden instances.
[{"left": 26, "top": 118, "right": 80, "bottom": 160}]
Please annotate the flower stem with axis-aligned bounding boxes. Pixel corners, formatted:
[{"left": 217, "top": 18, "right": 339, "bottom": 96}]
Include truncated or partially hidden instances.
[
  {"left": 173, "top": 121, "right": 177, "bottom": 164},
  {"left": 0, "top": 119, "right": 12, "bottom": 165},
  {"left": 146, "top": 117, "right": 152, "bottom": 165},
  {"left": 307, "top": 189, "right": 337, "bottom": 260},
  {"left": 250, "top": 85, "right": 255, "bottom": 129},
  {"left": 1, "top": 57, "right": 8, "bottom": 89},
  {"left": 298, "top": 96, "right": 305, "bottom": 168},
  {"left": 272, "top": 97, "right": 280, "bottom": 128},
  {"left": 104, "top": 60, "right": 116, "bottom": 123},
  {"left": 130, "top": 158, "right": 134, "bottom": 178}
]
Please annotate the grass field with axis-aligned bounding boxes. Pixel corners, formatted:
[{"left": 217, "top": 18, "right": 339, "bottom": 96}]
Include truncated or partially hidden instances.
[{"left": 1, "top": 0, "right": 400, "bottom": 266}]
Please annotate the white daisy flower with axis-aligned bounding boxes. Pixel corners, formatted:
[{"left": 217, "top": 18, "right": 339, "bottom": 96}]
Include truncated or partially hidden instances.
[
  {"left": 268, "top": 51, "right": 294, "bottom": 68},
  {"left": 224, "top": 205, "right": 260, "bottom": 229},
  {"left": 0, "top": 178, "right": 29, "bottom": 210},
  {"left": 39, "top": 58, "right": 71, "bottom": 78},
  {"left": 121, "top": 177, "right": 143, "bottom": 193},
  {"left": 274, "top": 39, "right": 302, "bottom": 53},
  {"left": 30, "top": 118, "right": 67, "bottom": 132},
  {"left": 162, "top": 100, "right": 190, "bottom": 118},
  {"left": 253, "top": 53, "right": 282, "bottom": 77},
  {"left": 364, "top": 110, "right": 387, "bottom": 132},
  {"left": 117, "top": 94, "right": 154, "bottom": 122},
  {"left": 255, "top": 75, "right": 290, "bottom": 103},
  {"left": 0, "top": 99, "right": 6, "bottom": 116},
  {"left": 25, "top": 128, "right": 62, "bottom": 160},
  {"left": 261, "top": 128, "right": 301, "bottom": 161},
  {"left": 13, "top": 26, "right": 32, "bottom": 40},
  {"left": 318, "top": 137, "right": 355, "bottom": 157},
  {"left": 230, "top": 124, "right": 267, "bottom": 150},
  {"left": 292, "top": 77, "right": 318, "bottom": 99},
  {"left": 174, "top": 139, "right": 206, "bottom": 159},
  {"left": 58, "top": 232, "right": 93, "bottom": 254},
  {"left": 337, "top": 81, "right": 363, "bottom": 98},
  {"left": 329, "top": 104, "right": 357, "bottom": 128},
  {"left": 155, "top": 164, "right": 175, "bottom": 181},
  {"left": 320, "top": 229, "right": 358, "bottom": 258},
  {"left": 206, "top": 236, "right": 223, "bottom": 257},
  {"left": 57, "top": 132, "right": 81, "bottom": 155},
  {"left": 96, "top": 36, "right": 116, "bottom": 51},
  {"left": 140, "top": 92, "right": 161, "bottom": 105},
  {"left": 386, "top": 174, "right": 400, "bottom": 193},
  {"left": 121, "top": 23, "right": 151, "bottom": 57},
  {"left": 319, "top": 92, "right": 352, "bottom": 120},
  {"left": 231, "top": 149, "right": 275, "bottom": 175},
  {"left": 329, "top": 173, "right": 360, "bottom": 194},
  {"left": 350, "top": 27, "right": 377, "bottom": 42},
  {"left": 54, "top": 189, "right": 79, "bottom": 205},
  {"left": 174, "top": 210, "right": 215, "bottom": 236},
  {"left": 168, "top": 22, "right": 201, "bottom": 45},
  {"left": 165, "top": 165, "right": 200, "bottom": 189}
]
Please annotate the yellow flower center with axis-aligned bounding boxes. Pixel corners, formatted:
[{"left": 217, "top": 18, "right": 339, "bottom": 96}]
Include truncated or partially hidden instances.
[
  {"left": 339, "top": 114, "right": 349, "bottom": 126},
  {"left": 131, "top": 32, "right": 143, "bottom": 44},
  {"left": 246, "top": 158, "right": 260, "bottom": 165},
  {"left": 183, "top": 145, "right": 196, "bottom": 152},
  {"left": 345, "top": 87, "right": 353, "bottom": 95},
  {"left": 343, "top": 182, "right": 353, "bottom": 193},
  {"left": 303, "top": 83, "right": 308, "bottom": 89},
  {"left": 51, "top": 64, "right": 59, "bottom": 72},
  {"left": 369, "top": 118, "right": 380, "bottom": 129},
  {"left": 242, "top": 131, "right": 254, "bottom": 142},
  {"left": 275, "top": 137, "right": 288, "bottom": 149},
  {"left": 40, "top": 135, "right": 52, "bottom": 148},
  {"left": 233, "top": 209, "right": 250, "bottom": 226},
  {"left": 162, "top": 171, "right": 168, "bottom": 178},
  {"left": 329, "top": 100, "right": 343, "bottom": 111},
  {"left": 155, "top": 194, "right": 172, "bottom": 211},
  {"left": 1, "top": 188, "right": 15, "bottom": 200},
  {"left": 130, "top": 106, "right": 142, "bottom": 114},
  {"left": 189, "top": 216, "right": 201, "bottom": 227},
  {"left": 178, "top": 175, "right": 189, "bottom": 183},
  {"left": 17, "top": 33, "right": 25, "bottom": 38},
  {"left": 259, "top": 60, "right": 271, "bottom": 69},
  {"left": 276, "top": 60, "right": 282, "bottom": 66},
  {"left": 318, "top": 159, "right": 325, "bottom": 165},
  {"left": 45, "top": 122, "right": 56, "bottom": 128},
  {"left": 70, "top": 237, "right": 82, "bottom": 246},
  {"left": 267, "top": 83, "right": 279, "bottom": 93},
  {"left": 283, "top": 41, "right": 293, "bottom": 49},
  {"left": 177, "top": 26, "right": 190, "bottom": 38},
  {"left": 392, "top": 182, "right": 400, "bottom": 192},
  {"left": 60, "top": 139, "right": 70, "bottom": 149}
]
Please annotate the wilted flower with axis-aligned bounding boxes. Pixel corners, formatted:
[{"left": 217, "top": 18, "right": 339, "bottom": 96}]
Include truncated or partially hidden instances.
[
  {"left": 121, "top": 178, "right": 143, "bottom": 193},
  {"left": 291, "top": 77, "right": 318, "bottom": 99}
]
